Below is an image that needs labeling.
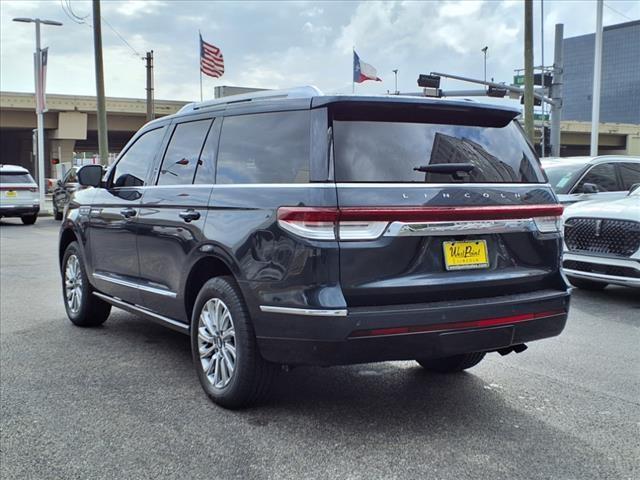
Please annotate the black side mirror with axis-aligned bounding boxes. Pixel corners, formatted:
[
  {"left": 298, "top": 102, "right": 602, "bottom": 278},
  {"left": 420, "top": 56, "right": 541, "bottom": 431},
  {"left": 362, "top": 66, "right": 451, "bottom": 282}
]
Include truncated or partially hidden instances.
[
  {"left": 580, "top": 182, "right": 599, "bottom": 194},
  {"left": 628, "top": 183, "right": 640, "bottom": 195},
  {"left": 56, "top": 179, "right": 63, "bottom": 187},
  {"left": 77, "top": 165, "right": 103, "bottom": 187}
]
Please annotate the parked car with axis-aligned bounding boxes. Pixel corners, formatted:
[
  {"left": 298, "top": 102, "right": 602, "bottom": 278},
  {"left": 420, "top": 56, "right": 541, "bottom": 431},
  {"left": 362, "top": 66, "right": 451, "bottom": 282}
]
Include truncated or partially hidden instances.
[
  {"left": 0, "top": 164, "right": 39, "bottom": 224},
  {"left": 59, "top": 87, "right": 571, "bottom": 408},
  {"left": 53, "top": 167, "right": 79, "bottom": 220},
  {"left": 562, "top": 184, "right": 640, "bottom": 289},
  {"left": 541, "top": 156, "right": 640, "bottom": 205}
]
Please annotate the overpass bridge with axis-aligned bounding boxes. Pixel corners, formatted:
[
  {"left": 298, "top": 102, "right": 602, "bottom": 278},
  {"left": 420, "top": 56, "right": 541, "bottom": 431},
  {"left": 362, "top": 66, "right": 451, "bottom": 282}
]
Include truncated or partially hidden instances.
[
  {"left": 0, "top": 91, "right": 188, "bottom": 178},
  {"left": 1, "top": 90, "right": 638, "bottom": 180}
]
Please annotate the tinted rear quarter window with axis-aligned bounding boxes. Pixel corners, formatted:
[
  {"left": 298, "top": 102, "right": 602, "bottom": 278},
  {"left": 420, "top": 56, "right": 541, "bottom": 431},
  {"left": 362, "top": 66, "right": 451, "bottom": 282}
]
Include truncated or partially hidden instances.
[
  {"left": 158, "top": 119, "right": 212, "bottom": 186},
  {"left": 332, "top": 107, "right": 545, "bottom": 183},
  {"left": 216, "top": 111, "right": 310, "bottom": 184}
]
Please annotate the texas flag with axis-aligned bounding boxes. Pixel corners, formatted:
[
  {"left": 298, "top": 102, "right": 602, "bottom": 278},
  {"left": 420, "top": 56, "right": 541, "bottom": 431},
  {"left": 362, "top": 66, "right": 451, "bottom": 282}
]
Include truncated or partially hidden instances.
[{"left": 353, "top": 50, "right": 381, "bottom": 83}]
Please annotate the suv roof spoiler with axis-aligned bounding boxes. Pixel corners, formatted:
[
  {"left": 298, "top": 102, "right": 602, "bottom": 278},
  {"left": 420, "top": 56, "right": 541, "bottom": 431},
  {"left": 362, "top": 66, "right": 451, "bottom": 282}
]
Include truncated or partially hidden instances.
[{"left": 178, "top": 85, "right": 324, "bottom": 114}]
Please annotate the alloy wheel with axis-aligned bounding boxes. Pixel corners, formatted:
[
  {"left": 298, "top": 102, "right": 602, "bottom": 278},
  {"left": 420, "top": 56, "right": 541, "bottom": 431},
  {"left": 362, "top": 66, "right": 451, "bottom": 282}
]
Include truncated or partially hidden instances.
[
  {"left": 65, "top": 254, "right": 83, "bottom": 314},
  {"left": 197, "top": 298, "right": 237, "bottom": 389}
]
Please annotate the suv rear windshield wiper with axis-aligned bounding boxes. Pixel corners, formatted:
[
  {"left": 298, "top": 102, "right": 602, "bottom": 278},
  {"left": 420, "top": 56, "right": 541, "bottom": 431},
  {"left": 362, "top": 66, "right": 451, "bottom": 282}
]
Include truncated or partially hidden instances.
[{"left": 413, "top": 163, "right": 475, "bottom": 177}]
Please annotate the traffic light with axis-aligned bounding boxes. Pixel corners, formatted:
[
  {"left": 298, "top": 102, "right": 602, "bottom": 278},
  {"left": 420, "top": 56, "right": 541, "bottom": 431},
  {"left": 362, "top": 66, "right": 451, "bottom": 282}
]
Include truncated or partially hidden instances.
[
  {"left": 417, "top": 74, "right": 441, "bottom": 88},
  {"left": 520, "top": 95, "right": 542, "bottom": 106},
  {"left": 487, "top": 86, "right": 507, "bottom": 98}
]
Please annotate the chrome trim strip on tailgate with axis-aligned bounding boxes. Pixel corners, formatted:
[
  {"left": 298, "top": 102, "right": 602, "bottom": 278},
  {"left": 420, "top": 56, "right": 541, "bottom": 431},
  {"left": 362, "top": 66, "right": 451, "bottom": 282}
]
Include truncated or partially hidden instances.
[
  {"left": 384, "top": 219, "right": 536, "bottom": 237},
  {"left": 260, "top": 305, "right": 348, "bottom": 317}
]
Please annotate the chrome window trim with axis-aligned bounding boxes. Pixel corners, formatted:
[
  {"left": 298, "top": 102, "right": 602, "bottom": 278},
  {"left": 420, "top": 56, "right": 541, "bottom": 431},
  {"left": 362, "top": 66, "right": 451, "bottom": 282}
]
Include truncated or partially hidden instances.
[
  {"left": 93, "top": 273, "right": 177, "bottom": 298},
  {"left": 107, "top": 182, "right": 551, "bottom": 189},
  {"left": 260, "top": 305, "right": 348, "bottom": 317},
  {"left": 384, "top": 218, "right": 537, "bottom": 237}
]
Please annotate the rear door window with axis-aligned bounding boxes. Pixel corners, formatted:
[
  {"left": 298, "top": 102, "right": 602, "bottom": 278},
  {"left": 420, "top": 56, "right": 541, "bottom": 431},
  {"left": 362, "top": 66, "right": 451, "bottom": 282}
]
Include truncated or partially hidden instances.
[
  {"left": 112, "top": 127, "right": 165, "bottom": 187},
  {"left": 618, "top": 162, "right": 640, "bottom": 190},
  {"left": 157, "top": 119, "right": 212, "bottom": 186},
  {"left": 574, "top": 163, "right": 620, "bottom": 192},
  {"left": 216, "top": 111, "right": 310, "bottom": 184},
  {"left": 332, "top": 109, "right": 545, "bottom": 183}
]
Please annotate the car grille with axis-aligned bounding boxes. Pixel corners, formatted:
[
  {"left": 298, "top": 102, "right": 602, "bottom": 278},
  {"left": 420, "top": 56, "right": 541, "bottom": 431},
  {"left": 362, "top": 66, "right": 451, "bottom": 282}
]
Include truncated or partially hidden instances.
[
  {"left": 563, "top": 260, "right": 640, "bottom": 279},
  {"left": 564, "top": 218, "right": 640, "bottom": 257}
]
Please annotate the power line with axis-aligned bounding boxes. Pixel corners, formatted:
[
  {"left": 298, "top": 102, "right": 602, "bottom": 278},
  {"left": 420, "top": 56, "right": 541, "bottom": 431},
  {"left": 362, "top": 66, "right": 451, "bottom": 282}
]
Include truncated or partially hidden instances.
[
  {"left": 603, "top": 2, "right": 633, "bottom": 21},
  {"left": 58, "top": 0, "right": 142, "bottom": 58},
  {"left": 102, "top": 16, "right": 142, "bottom": 58}
]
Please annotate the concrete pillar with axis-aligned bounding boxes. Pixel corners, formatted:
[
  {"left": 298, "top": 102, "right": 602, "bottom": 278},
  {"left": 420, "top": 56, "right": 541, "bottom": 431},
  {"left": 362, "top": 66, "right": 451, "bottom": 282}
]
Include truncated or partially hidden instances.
[{"left": 49, "top": 139, "right": 76, "bottom": 178}]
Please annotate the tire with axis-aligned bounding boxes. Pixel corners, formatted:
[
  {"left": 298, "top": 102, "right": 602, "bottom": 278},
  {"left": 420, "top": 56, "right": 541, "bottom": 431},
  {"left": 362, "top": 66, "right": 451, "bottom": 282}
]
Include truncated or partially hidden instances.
[
  {"left": 190, "top": 276, "right": 276, "bottom": 409},
  {"left": 62, "top": 241, "right": 111, "bottom": 327},
  {"left": 21, "top": 214, "right": 37, "bottom": 225},
  {"left": 567, "top": 277, "right": 607, "bottom": 291},
  {"left": 54, "top": 205, "right": 63, "bottom": 221},
  {"left": 416, "top": 352, "right": 486, "bottom": 373}
]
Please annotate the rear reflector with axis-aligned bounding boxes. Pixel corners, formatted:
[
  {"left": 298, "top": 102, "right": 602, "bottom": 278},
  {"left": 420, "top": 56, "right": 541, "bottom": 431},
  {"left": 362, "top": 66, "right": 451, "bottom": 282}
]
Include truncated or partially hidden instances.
[
  {"left": 277, "top": 204, "right": 564, "bottom": 240},
  {"left": 349, "top": 309, "right": 566, "bottom": 338}
]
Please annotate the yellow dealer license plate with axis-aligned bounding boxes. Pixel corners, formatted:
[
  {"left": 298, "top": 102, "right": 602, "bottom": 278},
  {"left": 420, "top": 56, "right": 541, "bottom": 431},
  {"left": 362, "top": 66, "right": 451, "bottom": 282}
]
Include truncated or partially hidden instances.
[
  {"left": 443, "top": 240, "right": 489, "bottom": 270},
  {"left": 6, "top": 191, "right": 17, "bottom": 198}
]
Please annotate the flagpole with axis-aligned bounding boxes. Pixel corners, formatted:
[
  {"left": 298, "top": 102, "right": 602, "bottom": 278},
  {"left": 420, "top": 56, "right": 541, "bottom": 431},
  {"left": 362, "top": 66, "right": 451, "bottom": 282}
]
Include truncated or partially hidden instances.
[
  {"left": 352, "top": 46, "right": 355, "bottom": 94},
  {"left": 198, "top": 30, "right": 203, "bottom": 101}
]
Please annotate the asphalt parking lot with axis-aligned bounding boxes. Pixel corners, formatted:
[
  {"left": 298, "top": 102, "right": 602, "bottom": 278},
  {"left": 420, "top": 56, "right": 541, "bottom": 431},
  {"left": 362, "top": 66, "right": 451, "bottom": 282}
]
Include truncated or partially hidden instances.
[{"left": 1, "top": 217, "right": 638, "bottom": 480}]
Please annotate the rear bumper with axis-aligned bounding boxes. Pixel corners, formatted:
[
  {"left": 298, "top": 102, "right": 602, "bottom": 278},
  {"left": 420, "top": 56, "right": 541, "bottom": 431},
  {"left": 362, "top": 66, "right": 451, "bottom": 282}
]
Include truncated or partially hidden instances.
[
  {"left": 256, "top": 289, "right": 570, "bottom": 365},
  {"left": 0, "top": 205, "right": 40, "bottom": 217}
]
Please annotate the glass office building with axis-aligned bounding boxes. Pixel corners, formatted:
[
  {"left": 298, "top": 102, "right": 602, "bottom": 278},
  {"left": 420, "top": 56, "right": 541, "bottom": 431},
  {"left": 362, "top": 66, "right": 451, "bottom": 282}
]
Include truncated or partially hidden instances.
[{"left": 562, "top": 20, "right": 640, "bottom": 124}]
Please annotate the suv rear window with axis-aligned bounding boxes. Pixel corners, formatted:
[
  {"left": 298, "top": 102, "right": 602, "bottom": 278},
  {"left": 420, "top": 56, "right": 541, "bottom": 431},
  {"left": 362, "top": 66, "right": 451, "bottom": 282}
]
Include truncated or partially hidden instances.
[
  {"left": 216, "top": 111, "right": 310, "bottom": 184},
  {"left": 0, "top": 172, "right": 35, "bottom": 184},
  {"left": 332, "top": 109, "right": 545, "bottom": 184}
]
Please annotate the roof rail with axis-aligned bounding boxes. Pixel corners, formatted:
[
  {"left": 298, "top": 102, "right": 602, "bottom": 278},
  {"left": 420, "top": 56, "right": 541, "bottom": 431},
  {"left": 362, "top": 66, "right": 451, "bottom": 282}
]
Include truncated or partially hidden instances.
[{"left": 177, "top": 85, "right": 323, "bottom": 114}]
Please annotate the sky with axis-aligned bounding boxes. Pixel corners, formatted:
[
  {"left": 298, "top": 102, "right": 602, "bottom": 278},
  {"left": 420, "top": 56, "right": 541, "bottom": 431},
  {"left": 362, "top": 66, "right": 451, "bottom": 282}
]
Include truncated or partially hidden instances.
[{"left": 1, "top": 0, "right": 638, "bottom": 103}]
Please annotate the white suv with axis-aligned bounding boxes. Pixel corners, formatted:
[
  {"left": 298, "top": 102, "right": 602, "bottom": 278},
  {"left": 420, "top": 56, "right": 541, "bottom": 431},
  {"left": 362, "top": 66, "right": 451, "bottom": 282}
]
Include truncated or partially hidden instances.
[
  {"left": 0, "top": 165, "right": 40, "bottom": 224},
  {"left": 562, "top": 185, "right": 640, "bottom": 289}
]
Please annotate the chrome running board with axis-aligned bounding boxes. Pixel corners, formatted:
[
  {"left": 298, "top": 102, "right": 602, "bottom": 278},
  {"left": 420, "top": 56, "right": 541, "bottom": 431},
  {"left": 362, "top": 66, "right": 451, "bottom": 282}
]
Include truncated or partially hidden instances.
[{"left": 93, "top": 292, "right": 189, "bottom": 334}]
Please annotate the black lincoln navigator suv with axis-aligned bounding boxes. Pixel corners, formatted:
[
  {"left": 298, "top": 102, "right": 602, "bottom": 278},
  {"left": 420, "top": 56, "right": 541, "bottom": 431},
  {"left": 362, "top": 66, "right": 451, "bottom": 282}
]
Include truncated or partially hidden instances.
[{"left": 59, "top": 86, "right": 571, "bottom": 408}]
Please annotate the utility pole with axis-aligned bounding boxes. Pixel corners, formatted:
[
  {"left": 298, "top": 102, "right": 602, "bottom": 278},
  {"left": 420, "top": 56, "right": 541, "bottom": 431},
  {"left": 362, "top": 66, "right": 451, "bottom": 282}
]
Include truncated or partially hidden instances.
[
  {"left": 145, "top": 50, "right": 155, "bottom": 122},
  {"left": 550, "top": 23, "right": 564, "bottom": 157},
  {"left": 392, "top": 69, "right": 398, "bottom": 94},
  {"left": 590, "top": 0, "right": 604, "bottom": 156},
  {"left": 92, "top": 0, "right": 109, "bottom": 165},
  {"left": 524, "top": 0, "right": 535, "bottom": 143},
  {"left": 12, "top": 17, "right": 62, "bottom": 211},
  {"left": 540, "top": 0, "right": 546, "bottom": 156}
]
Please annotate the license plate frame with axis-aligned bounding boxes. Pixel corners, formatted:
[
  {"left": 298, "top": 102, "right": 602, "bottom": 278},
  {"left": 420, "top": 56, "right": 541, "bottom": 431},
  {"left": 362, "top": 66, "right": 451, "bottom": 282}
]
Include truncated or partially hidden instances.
[{"left": 443, "top": 240, "right": 490, "bottom": 271}]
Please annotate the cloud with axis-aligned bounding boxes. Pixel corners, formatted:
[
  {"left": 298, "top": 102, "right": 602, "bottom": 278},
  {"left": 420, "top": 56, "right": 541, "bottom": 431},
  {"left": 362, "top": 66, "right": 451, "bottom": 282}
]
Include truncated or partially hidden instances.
[{"left": 1, "top": 0, "right": 638, "bottom": 102}]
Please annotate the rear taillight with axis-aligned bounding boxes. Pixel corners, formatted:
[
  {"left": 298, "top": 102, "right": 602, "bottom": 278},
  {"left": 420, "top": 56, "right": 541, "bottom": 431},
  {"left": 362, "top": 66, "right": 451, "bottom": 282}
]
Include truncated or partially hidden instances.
[
  {"left": 277, "top": 204, "right": 564, "bottom": 241},
  {"left": 533, "top": 216, "right": 563, "bottom": 233},
  {"left": 277, "top": 207, "right": 388, "bottom": 241}
]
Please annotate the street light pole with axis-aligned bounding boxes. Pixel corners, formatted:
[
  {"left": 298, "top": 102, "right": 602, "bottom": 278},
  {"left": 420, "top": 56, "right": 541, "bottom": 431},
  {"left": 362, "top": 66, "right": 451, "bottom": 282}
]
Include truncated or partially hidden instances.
[
  {"left": 392, "top": 69, "right": 398, "bottom": 94},
  {"left": 13, "top": 17, "right": 62, "bottom": 212},
  {"left": 481, "top": 46, "right": 488, "bottom": 85}
]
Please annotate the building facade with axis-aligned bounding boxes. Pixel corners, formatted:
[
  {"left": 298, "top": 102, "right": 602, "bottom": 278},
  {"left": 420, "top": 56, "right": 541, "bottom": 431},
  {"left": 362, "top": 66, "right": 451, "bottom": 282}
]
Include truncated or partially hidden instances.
[{"left": 562, "top": 20, "right": 640, "bottom": 124}]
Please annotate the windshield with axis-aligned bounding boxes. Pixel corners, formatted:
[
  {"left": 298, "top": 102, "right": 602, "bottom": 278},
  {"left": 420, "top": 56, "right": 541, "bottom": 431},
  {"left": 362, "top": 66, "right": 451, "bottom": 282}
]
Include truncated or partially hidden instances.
[
  {"left": 542, "top": 162, "right": 587, "bottom": 194},
  {"left": 332, "top": 118, "right": 545, "bottom": 184},
  {"left": 0, "top": 172, "right": 35, "bottom": 184}
]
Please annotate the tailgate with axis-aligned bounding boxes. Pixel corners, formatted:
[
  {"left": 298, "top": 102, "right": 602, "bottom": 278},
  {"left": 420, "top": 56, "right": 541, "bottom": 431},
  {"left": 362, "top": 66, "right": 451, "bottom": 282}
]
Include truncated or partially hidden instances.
[{"left": 330, "top": 102, "right": 564, "bottom": 307}]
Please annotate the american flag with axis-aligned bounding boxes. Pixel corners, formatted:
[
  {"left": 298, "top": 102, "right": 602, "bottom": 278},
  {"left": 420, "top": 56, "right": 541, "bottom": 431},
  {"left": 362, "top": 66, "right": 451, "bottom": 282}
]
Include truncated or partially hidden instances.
[{"left": 200, "top": 34, "right": 224, "bottom": 78}]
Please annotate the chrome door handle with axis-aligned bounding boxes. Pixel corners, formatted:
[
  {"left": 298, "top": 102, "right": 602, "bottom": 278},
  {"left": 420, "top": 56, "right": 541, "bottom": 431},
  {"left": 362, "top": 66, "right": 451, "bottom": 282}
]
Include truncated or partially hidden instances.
[
  {"left": 120, "top": 207, "right": 137, "bottom": 218},
  {"left": 179, "top": 209, "right": 200, "bottom": 222}
]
